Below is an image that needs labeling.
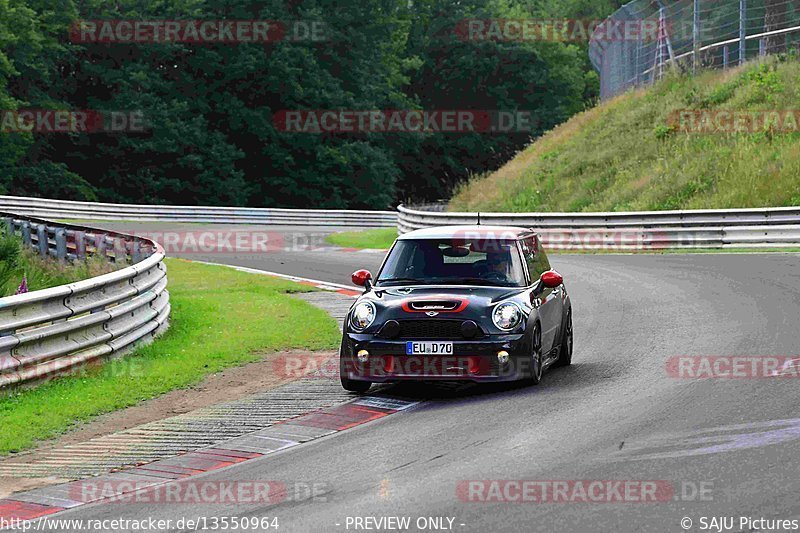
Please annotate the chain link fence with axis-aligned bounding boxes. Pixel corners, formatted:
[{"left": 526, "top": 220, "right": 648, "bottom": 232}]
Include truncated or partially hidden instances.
[{"left": 590, "top": 0, "right": 800, "bottom": 99}]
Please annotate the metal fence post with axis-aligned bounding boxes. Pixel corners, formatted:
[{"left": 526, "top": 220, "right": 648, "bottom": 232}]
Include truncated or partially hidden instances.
[
  {"left": 113, "top": 237, "right": 127, "bottom": 263},
  {"left": 96, "top": 233, "right": 107, "bottom": 259},
  {"left": 740, "top": 0, "right": 747, "bottom": 64},
  {"left": 132, "top": 238, "right": 142, "bottom": 264},
  {"left": 37, "top": 224, "right": 48, "bottom": 257},
  {"left": 723, "top": 45, "right": 729, "bottom": 68},
  {"left": 655, "top": 2, "right": 675, "bottom": 77},
  {"left": 21, "top": 221, "right": 31, "bottom": 247},
  {"left": 76, "top": 231, "right": 86, "bottom": 260},
  {"left": 759, "top": 38, "right": 766, "bottom": 56},
  {"left": 693, "top": 0, "right": 700, "bottom": 73},
  {"left": 635, "top": 38, "right": 642, "bottom": 85},
  {"left": 55, "top": 228, "right": 67, "bottom": 261}
]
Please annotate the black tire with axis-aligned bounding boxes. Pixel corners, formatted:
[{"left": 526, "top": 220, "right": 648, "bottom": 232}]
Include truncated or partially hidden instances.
[
  {"left": 341, "top": 375, "right": 372, "bottom": 393},
  {"left": 554, "top": 308, "right": 573, "bottom": 367},
  {"left": 524, "top": 322, "right": 544, "bottom": 385},
  {"left": 339, "top": 346, "right": 372, "bottom": 393}
]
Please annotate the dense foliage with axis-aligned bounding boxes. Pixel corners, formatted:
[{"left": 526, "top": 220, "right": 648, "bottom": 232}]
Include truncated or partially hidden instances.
[{"left": 0, "top": 0, "right": 622, "bottom": 208}]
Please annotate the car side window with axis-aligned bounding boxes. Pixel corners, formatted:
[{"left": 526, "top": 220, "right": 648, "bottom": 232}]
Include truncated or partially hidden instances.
[{"left": 521, "top": 236, "right": 550, "bottom": 282}]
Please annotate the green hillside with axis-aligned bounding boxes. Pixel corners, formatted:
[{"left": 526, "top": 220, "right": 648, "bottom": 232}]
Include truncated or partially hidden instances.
[{"left": 451, "top": 57, "right": 800, "bottom": 213}]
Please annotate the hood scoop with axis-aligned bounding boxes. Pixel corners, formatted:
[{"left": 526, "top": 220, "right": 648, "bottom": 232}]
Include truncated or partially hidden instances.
[
  {"left": 407, "top": 300, "right": 461, "bottom": 311},
  {"left": 402, "top": 297, "right": 468, "bottom": 313}
]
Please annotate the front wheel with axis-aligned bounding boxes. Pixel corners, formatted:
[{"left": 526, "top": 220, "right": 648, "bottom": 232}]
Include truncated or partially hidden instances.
[
  {"left": 341, "top": 375, "right": 371, "bottom": 393},
  {"left": 524, "top": 323, "right": 544, "bottom": 385},
  {"left": 339, "top": 353, "right": 372, "bottom": 393}
]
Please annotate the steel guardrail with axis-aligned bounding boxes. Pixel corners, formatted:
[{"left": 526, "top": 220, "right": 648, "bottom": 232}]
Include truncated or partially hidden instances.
[
  {"left": 0, "top": 213, "right": 170, "bottom": 389},
  {"left": 397, "top": 204, "right": 800, "bottom": 249},
  {"left": 0, "top": 195, "right": 397, "bottom": 227}
]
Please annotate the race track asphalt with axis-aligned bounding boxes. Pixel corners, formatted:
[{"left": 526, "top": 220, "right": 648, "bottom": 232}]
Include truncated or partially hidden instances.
[{"left": 50, "top": 223, "right": 800, "bottom": 532}]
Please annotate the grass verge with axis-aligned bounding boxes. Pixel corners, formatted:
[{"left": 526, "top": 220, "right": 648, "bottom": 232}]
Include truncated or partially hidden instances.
[
  {"left": 0, "top": 258, "right": 340, "bottom": 455},
  {"left": 325, "top": 227, "right": 396, "bottom": 249},
  {"left": 451, "top": 56, "right": 800, "bottom": 213}
]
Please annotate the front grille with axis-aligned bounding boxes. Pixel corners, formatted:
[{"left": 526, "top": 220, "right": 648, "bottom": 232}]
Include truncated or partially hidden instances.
[{"left": 380, "top": 319, "right": 484, "bottom": 340}]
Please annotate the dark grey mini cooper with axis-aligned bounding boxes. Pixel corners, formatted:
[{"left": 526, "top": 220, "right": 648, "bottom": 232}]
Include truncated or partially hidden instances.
[{"left": 339, "top": 225, "right": 573, "bottom": 392}]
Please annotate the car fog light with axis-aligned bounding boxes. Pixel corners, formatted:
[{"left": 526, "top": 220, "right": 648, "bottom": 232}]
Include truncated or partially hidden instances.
[
  {"left": 357, "top": 349, "right": 370, "bottom": 363},
  {"left": 497, "top": 350, "right": 510, "bottom": 365}
]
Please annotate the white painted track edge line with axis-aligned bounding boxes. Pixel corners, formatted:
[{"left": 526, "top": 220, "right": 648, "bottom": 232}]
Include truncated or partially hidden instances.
[{"left": 189, "top": 260, "right": 358, "bottom": 291}]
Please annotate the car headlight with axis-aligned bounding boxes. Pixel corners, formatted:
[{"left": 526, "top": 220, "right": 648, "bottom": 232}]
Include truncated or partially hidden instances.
[
  {"left": 350, "top": 301, "right": 376, "bottom": 331},
  {"left": 492, "top": 302, "right": 522, "bottom": 331}
]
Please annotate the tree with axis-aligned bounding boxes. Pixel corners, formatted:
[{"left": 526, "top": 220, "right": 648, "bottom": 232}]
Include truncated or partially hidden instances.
[{"left": 0, "top": 0, "right": 598, "bottom": 208}]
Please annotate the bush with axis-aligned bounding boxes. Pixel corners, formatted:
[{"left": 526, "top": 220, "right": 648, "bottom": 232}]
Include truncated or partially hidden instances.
[{"left": 0, "top": 234, "right": 116, "bottom": 297}]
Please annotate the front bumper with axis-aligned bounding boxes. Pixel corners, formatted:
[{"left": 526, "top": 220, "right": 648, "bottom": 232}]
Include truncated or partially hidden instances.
[{"left": 340, "top": 333, "right": 531, "bottom": 383}]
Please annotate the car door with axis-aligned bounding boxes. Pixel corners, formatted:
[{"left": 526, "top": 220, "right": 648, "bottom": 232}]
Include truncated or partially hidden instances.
[{"left": 521, "top": 236, "right": 562, "bottom": 355}]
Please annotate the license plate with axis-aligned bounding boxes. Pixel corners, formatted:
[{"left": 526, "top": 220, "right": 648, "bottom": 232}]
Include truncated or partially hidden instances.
[{"left": 406, "top": 341, "right": 453, "bottom": 355}]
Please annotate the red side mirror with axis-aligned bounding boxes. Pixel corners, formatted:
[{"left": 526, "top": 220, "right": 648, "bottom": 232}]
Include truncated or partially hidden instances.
[
  {"left": 540, "top": 270, "right": 563, "bottom": 288},
  {"left": 351, "top": 269, "right": 373, "bottom": 287}
]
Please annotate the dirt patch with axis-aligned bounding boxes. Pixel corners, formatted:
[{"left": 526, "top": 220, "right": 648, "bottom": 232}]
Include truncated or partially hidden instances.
[
  {"left": 0, "top": 476, "right": 68, "bottom": 499},
  {"left": 0, "top": 349, "right": 336, "bottom": 497}
]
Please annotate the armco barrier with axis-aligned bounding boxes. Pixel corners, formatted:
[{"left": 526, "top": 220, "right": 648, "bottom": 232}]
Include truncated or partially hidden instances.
[
  {"left": 0, "top": 213, "right": 170, "bottom": 388},
  {"left": 397, "top": 204, "right": 800, "bottom": 249},
  {"left": 0, "top": 195, "right": 397, "bottom": 227}
]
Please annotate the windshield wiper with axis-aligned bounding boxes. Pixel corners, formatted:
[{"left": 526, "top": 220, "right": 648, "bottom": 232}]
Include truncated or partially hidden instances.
[
  {"left": 378, "top": 277, "right": 518, "bottom": 287},
  {"left": 377, "top": 277, "right": 430, "bottom": 285},
  {"left": 451, "top": 278, "right": 517, "bottom": 286}
]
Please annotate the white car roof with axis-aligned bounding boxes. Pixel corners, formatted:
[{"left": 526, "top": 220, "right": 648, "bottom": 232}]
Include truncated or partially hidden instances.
[{"left": 396, "top": 225, "right": 535, "bottom": 240}]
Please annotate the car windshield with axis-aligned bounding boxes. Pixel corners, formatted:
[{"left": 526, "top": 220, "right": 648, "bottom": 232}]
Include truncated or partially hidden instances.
[{"left": 377, "top": 238, "right": 527, "bottom": 287}]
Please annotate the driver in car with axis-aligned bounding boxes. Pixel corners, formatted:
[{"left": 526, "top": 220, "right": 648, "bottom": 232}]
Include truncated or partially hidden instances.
[{"left": 483, "top": 250, "right": 511, "bottom": 281}]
